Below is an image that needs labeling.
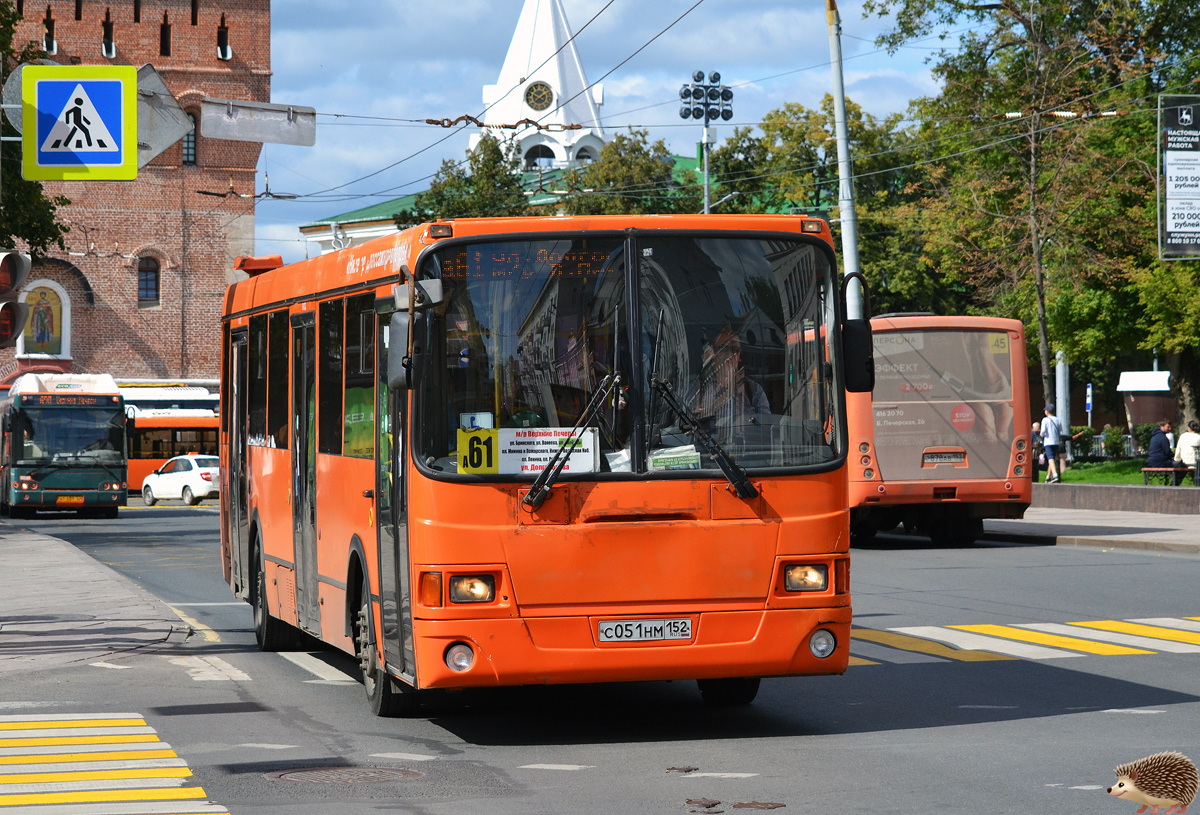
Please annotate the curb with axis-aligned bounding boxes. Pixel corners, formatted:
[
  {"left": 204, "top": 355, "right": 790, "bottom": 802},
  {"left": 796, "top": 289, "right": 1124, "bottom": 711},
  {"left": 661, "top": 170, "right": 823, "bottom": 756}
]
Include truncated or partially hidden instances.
[{"left": 982, "top": 531, "right": 1200, "bottom": 556}]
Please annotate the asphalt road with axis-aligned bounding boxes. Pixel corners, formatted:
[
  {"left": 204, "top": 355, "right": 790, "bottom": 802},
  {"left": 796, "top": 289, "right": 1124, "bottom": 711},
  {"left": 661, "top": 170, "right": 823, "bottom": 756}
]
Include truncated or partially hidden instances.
[{"left": 6, "top": 505, "right": 1199, "bottom": 814}]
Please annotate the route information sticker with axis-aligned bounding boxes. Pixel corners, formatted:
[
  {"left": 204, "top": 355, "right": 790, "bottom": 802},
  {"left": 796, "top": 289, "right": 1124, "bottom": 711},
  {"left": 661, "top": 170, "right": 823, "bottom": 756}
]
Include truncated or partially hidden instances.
[
  {"left": 457, "top": 427, "right": 599, "bottom": 475},
  {"left": 1162, "top": 95, "right": 1200, "bottom": 258}
]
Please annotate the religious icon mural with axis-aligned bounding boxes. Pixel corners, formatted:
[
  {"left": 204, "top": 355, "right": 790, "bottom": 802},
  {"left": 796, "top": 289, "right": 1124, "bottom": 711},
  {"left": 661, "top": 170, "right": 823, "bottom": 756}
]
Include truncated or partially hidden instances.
[{"left": 23, "top": 287, "right": 63, "bottom": 355}]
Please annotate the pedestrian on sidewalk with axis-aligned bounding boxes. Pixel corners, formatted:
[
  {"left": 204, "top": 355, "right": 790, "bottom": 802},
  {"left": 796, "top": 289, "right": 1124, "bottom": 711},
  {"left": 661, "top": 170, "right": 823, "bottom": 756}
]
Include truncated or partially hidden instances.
[
  {"left": 1031, "top": 422, "right": 1044, "bottom": 482},
  {"left": 1145, "top": 418, "right": 1182, "bottom": 483},
  {"left": 1040, "top": 405, "right": 1065, "bottom": 482},
  {"left": 1174, "top": 420, "right": 1200, "bottom": 485}
]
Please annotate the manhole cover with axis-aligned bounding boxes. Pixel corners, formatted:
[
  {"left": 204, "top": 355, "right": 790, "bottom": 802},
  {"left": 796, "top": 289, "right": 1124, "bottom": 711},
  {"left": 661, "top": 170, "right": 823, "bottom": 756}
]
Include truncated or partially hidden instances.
[{"left": 266, "top": 767, "right": 424, "bottom": 784}]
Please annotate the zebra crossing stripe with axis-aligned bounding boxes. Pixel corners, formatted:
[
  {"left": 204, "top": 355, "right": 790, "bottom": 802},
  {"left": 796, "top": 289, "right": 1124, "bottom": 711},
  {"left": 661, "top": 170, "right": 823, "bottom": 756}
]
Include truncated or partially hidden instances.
[
  {"left": 1068, "top": 620, "right": 1200, "bottom": 645},
  {"left": 0, "top": 736, "right": 160, "bottom": 748},
  {"left": 1017, "top": 623, "right": 1200, "bottom": 653},
  {"left": 0, "top": 720, "right": 145, "bottom": 732},
  {"left": 853, "top": 628, "right": 1013, "bottom": 661},
  {"left": 0, "top": 768, "right": 192, "bottom": 784},
  {"left": 0, "top": 787, "right": 209, "bottom": 806},
  {"left": 1130, "top": 618, "right": 1200, "bottom": 633},
  {"left": 0, "top": 716, "right": 218, "bottom": 813},
  {"left": 890, "top": 627, "right": 1084, "bottom": 659},
  {"left": 0, "top": 759, "right": 188, "bottom": 774},
  {"left": 950, "top": 624, "right": 1153, "bottom": 655},
  {"left": 0, "top": 804, "right": 227, "bottom": 815},
  {"left": 848, "top": 656, "right": 879, "bottom": 666}
]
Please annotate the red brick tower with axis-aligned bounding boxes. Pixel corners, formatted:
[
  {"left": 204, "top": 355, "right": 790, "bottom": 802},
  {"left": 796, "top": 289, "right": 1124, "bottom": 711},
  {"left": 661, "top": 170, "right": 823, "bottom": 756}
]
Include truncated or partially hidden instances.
[{"left": 2, "top": 0, "right": 269, "bottom": 384}]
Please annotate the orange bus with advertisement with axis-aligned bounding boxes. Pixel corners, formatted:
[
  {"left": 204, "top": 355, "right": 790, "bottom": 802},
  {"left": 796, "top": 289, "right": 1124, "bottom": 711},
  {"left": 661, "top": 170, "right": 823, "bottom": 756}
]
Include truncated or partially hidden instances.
[
  {"left": 847, "top": 314, "right": 1032, "bottom": 545},
  {"left": 126, "top": 412, "right": 219, "bottom": 491},
  {"left": 220, "top": 214, "right": 874, "bottom": 716}
]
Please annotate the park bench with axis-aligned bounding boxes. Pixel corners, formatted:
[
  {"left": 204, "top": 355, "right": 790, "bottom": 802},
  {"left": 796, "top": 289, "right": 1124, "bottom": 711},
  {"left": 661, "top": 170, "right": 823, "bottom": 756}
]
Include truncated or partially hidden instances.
[{"left": 1141, "top": 466, "right": 1195, "bottom": 486}]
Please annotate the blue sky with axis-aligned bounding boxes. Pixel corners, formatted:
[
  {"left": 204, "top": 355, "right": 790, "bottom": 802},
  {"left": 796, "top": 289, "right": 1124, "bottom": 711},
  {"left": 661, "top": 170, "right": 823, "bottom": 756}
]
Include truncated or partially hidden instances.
[{"left": 254, "top": 0, "right": 947, "bottom": 262}]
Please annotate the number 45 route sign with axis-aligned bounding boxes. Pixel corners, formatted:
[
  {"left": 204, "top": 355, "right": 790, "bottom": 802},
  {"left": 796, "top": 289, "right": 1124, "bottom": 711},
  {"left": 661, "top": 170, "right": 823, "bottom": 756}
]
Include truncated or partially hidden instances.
[{"left": 22, "top": 65, "right": 137, "bottom": 181}]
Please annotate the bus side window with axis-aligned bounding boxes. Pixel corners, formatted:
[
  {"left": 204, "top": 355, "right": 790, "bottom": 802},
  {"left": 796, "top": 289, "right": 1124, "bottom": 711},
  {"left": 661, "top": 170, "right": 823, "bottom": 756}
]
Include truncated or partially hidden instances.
[
  {"left": 268, "top": 309, "right": 290, "bottom": 449},
  {"left": 318, "top": 299, "right": 345, "bottom": 455},
  {"left": 344, "top": 293, "right": 375, "bottom": 458},
  {"left": 248, "top": 314, "right": 268, "bottom": 445}
]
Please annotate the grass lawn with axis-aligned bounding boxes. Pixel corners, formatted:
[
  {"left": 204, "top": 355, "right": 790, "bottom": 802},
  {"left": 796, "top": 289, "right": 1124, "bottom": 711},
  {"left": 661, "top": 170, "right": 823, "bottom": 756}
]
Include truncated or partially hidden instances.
[{"left": 1042, "top": 458, "right": 1196, "bottom": 486}]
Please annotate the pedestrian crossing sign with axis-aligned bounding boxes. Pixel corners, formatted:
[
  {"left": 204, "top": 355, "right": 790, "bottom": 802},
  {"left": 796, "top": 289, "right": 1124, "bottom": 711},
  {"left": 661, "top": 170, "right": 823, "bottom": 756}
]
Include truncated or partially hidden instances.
[{"left": 22, "top": 65, "right": 137, "bottom": 180}]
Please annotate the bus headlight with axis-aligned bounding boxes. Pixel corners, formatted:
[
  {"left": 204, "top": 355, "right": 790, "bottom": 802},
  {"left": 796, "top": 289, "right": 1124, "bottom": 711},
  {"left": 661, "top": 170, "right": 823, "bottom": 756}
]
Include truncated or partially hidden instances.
[
  {"left": 449, "top": 575, "right": 495, "bottom": 603},
  {"left": 445, "top": 642, "right": 474, "bottom": 672},
  {"left": 784, "top": 564, "right": 828, "bottom": 592},
  {"left": 810, "top": 629, "right": 837, "bottom": 658}
]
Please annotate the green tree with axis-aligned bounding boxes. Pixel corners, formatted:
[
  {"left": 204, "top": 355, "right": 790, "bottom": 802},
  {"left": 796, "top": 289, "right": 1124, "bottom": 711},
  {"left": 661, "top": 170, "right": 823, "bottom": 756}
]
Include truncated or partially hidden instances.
[
  {"left": 562, "top": 128, "right": 700, "bottom": 215},
  {"left": 394, "top": 132, "right": 528, "bottom": 224},
  {"left": 0, "top": 1, "right": 69, "bottom": 256},
  {"left": 863, "top": 0, "right": 1197, "bottom": 403},
  {"left": 708, "top": 96, "right": 961, "bottom": 315}
]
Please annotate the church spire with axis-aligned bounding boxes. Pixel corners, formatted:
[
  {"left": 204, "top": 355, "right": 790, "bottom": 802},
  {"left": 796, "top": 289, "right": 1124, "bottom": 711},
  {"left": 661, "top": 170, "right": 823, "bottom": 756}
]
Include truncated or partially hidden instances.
[{"left": 477, "top": 0, "right": 607, "bottom": 168}]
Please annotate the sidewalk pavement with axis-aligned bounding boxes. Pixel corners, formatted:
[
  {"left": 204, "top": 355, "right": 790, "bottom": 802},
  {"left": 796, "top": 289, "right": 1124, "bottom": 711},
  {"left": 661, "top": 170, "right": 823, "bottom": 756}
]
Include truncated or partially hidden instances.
[
  {"left": 1, "top": 507, "right": 1198, "bottom": 677},
  {"left": 983, "top": 506, "right": 1200, "bottom": 555},
  {"left": 0, "top": 523, "right": 190, "bottom": 675}
]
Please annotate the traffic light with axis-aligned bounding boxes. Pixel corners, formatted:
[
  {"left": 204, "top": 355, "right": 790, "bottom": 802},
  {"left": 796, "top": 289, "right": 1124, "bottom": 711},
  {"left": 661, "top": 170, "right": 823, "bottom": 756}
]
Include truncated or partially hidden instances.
[{"left": 0, "top": 252, "right": 31, "bottom": 348}]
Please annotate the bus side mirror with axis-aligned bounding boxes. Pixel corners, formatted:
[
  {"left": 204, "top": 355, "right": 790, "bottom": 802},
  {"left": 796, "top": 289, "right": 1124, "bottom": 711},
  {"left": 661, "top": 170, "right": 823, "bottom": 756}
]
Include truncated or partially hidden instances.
[
  {"left": 841, "top": 272, "right": 874, "bottom": 394},
  {"left": 843, "top": 319, "right": 874, "bottom": 393}
]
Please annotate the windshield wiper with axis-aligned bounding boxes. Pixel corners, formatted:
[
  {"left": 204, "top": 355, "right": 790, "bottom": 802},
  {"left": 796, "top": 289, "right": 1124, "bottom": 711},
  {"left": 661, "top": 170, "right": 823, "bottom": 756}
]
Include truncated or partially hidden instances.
[
  {"left": 523, "top": 373, "right": 622, "bottom": 510},
  {"left": 648, "top": 376, "right": 759, "bottom": 500}
]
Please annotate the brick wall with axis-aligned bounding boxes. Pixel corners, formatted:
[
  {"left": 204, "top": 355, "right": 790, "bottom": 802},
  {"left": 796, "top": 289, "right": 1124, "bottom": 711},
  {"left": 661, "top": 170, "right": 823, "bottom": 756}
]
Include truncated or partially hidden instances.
[{"left": 0, "top": 0, "right": 269, "bottom": 382}]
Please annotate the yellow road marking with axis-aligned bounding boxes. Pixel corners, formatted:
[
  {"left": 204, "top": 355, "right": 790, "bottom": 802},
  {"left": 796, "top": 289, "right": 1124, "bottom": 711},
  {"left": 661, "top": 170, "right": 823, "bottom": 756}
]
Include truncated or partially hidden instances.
[
  {"left": 168, "top": 607, "right": 219, "bottom": 643},
  {"left": 852, "top": 628, "right": 1014, "bottom": 661},
  {"left": 0, "top": 719, "right": 146, "bottom": 731},
  {"left": 0, "top": 749, "right": 178, "bottom": 764},
  {"left": 0, "top": 735, "right": 160, "bottom": 747},
  {"left": 0, "top": 767, "right": 191, "bottom": 784},
  {"left": 848, "top": 656, "right": 879, "bottom": 666},
  {"left": 0, "top": 787, "right": 208, "bottom": 806},
  {"left": 951, "top": 624, "right": 1152, "bottom": 655},
  {"left": 1069, "top": 620, "right": 1200, "bottom": 645}
]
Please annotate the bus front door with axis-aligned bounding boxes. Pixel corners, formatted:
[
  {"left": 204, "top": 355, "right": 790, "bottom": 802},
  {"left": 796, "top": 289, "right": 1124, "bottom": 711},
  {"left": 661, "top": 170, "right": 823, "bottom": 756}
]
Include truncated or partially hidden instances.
[
  {"left": 376, "top": 318, "right": 412, "bottom": 677},
  {"left": 227, "top": 328, "right": 250, "bottom": 596},
  {"left": 291, "top": 314, "right": 321, "bottom": 635}
]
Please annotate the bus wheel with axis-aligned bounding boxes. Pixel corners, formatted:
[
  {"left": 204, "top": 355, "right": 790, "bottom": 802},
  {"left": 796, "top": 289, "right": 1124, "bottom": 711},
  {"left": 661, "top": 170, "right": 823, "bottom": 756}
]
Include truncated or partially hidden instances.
[
  {"left": 253, "top": 551, "right": 292, "bottom": 652},
  {"left": 101, "top": 506, "right": 118, "bottom": 519},
  {"left": 9, "top": 506, "right": 30, "bottom": 520},
  {"left": 142, "top": 485, "right": 157, "bottom": 507},
  {"left": 697, "top": 677, "right": 761, "bottom": 706},
  {"left": 850, "top": 522, "right": 877, "bottom": 543},
  {"left": 951, "top": 518, "right": 985, "bottom": 546},
  {"left": 356, "top": 590, "right": 419, "bottom": 718}
]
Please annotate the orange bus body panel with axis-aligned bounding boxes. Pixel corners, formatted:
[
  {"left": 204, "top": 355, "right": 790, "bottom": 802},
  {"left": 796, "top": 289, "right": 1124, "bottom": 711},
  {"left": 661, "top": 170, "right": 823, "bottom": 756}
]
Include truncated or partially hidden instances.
[
  {"left": 221, "top": 214, "right": 852, "bottom": 697},
  {"left": 847, "top": 315, "right": 1032, "bottom": 536}
]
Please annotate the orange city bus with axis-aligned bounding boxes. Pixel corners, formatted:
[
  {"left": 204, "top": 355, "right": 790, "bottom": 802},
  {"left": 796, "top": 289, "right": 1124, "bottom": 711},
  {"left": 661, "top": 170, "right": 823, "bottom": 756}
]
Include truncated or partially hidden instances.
[
  {"left": 126, "top": 412, "right": 219, "bottom": 491},
  {"left": 847, "top": 314, "right": 1032, "bottom": 545},
  {"left": 220, "top": 214, "right": 874, "bottom": 716}
]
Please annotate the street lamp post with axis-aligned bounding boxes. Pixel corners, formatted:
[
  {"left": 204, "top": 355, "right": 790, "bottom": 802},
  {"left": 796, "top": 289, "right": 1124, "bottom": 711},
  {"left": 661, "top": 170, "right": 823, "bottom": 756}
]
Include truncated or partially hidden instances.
[{"left": 680, "top": 70, "right": 732, "bottom": 214}]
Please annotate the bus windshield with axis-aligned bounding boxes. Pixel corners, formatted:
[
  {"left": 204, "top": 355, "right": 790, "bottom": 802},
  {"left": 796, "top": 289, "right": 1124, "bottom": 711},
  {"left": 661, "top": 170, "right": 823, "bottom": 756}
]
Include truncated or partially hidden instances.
[
  {"left": 871, "top": 328, "right": 1015, "bottom": 479},
  {"left": 421, "top": 233, "right": 841, "bottom": 476},
  {"left": 14, "top": 407, "right": 125, "bottom": 467}
]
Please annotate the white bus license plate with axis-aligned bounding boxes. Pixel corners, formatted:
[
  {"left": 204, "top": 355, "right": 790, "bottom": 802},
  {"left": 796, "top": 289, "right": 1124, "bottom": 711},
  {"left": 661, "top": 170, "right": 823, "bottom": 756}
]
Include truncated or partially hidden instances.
[
  {"left": 598, "top": 618, "right": 692, "bottom": 642},
  {"left": 924, "top": 452, "right": 965, "bottom": 464}
]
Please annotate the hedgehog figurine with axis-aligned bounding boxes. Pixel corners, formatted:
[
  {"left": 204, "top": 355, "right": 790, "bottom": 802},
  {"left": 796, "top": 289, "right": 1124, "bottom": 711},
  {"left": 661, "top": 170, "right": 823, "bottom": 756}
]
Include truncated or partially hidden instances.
[{"left": 1108, "top": 752, "right": 1198, "bottom": 814}]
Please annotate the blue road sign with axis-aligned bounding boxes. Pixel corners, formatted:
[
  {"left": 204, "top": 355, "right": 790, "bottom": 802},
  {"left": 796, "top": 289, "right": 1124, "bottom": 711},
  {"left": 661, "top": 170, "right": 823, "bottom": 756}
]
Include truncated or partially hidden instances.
[{"left": 22, "top": 65, "right": 137, "bottom": 181}]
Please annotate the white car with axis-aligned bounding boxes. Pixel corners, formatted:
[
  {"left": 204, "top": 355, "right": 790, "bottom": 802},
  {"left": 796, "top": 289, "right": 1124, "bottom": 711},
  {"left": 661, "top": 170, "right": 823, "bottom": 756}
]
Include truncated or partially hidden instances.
[{"left": 141, "top": 455, "right": 220, "bottom": 506}]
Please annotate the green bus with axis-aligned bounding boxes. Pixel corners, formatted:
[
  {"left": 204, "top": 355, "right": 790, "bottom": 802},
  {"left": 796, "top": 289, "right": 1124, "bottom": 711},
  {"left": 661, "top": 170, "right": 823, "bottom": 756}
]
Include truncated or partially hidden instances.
[{"left": 1, "top": 373, "right": 128, "bottom": 519}]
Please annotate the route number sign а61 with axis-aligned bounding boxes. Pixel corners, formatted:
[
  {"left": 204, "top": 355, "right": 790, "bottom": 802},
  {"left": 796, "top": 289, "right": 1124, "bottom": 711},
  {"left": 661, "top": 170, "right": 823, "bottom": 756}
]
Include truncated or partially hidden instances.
[
  {"left": 22, "top": 65, "right": 138, "bottom": 181},
  {"left": 1162, "top": 94, "right": 1200, "bottom": 259}
]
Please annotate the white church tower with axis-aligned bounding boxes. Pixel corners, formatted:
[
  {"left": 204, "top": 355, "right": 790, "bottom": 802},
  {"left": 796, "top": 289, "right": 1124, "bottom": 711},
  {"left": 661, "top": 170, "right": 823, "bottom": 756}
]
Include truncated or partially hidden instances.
[{"left": 473, "top": 0, "right": 608, "bottom": 168}]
